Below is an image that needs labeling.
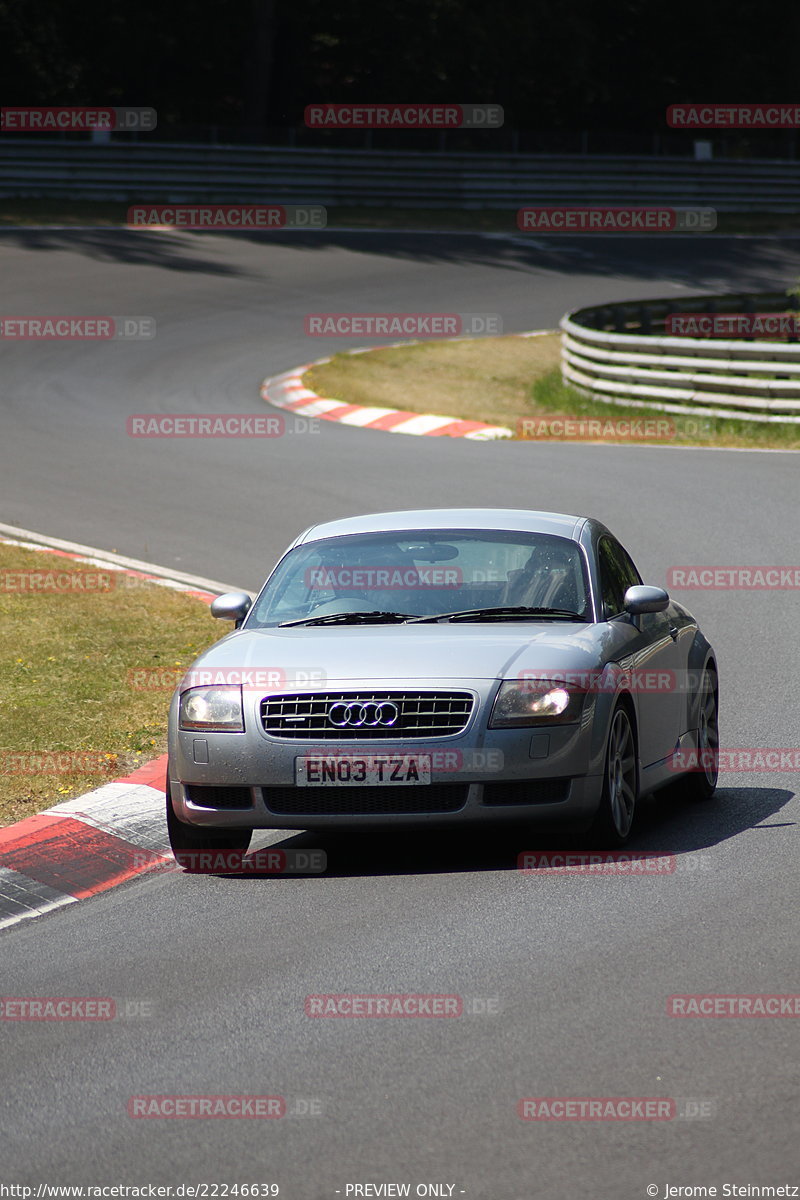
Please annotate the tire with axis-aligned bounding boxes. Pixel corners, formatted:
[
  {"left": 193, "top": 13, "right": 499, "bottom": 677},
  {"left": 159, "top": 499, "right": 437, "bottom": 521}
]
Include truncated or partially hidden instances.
[
  {"left": 166, "top": 773, "right": 251, "bottom": 866},
  {"left": 589, "top": 703, "right": 638, "bottom": 847},
  {"left": 682, "top": 667, "right": 719, "bottom": 802}
]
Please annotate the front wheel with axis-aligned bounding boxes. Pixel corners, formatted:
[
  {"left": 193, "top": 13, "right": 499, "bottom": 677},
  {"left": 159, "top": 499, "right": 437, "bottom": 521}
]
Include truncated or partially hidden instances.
[
  {"left": 683, "top": 667, "right": 719, "bottom": 802},
  {"left": 589, "top": 704, "right": 638, "bottom": 847}
]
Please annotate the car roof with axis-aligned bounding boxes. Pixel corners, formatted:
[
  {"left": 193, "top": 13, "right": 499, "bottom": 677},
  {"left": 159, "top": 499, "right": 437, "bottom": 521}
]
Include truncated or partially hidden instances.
[{"left": 295, "top": 509, "right": 590, "bottom": 544}]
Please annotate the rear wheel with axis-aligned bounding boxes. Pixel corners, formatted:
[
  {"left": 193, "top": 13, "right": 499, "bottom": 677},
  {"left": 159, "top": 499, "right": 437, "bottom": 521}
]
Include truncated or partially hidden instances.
[
  {"left": 166, "top": 773, "right": 251, "bottom": 863},
  {"left": 683, "top": 667, "right": 719, "bottom": 801},
  {"left": 589, "top": 704, "right": 638, "bottom": 847}
]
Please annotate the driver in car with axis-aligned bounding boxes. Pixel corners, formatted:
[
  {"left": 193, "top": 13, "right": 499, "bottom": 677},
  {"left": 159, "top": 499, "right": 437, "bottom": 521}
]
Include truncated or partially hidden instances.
[{"left": 502, "top": 545, "right": 582, "bottom": 613}]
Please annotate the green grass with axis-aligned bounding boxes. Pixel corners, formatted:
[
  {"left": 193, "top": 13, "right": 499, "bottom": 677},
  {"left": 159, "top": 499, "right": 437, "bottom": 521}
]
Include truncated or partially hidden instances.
[
  {"left": 531, "top": 370, "right": 800, "bottom": 449},
  {"left": 306, "top": 333, "right": 800, "bottom": 450},
  {"left": 306, "top": 333, "right": 562, "bottom": 429},
  {"left": 0, "top": 541, "right": 223, "bottom": 826}
]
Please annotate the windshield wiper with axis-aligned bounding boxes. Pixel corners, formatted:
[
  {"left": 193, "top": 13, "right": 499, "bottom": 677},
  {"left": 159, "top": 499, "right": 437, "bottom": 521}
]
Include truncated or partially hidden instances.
[
  {"left": 408, "top": 606, "right": 586, "bottom": 624},
  {"left": 279, "top": 605, "right": 585, "bottom": 627},
  {"left": 278, "top": 610, "right": 418, "bottom": 628}
]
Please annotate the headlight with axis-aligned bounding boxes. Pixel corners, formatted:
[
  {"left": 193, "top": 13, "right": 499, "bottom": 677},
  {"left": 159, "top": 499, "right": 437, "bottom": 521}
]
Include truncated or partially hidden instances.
[
  {"left": 489, "top": 679, "right": 585, "bottom": 727},
  {"left": 179, "top": 686, "right": 244, "bottom": 731}
]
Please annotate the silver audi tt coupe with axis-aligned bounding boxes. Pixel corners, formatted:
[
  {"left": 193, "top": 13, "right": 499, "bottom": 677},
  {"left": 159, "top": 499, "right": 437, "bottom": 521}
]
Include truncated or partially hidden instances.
[{"left": 166, "top": 508, "right": 719, "bottom": 853}]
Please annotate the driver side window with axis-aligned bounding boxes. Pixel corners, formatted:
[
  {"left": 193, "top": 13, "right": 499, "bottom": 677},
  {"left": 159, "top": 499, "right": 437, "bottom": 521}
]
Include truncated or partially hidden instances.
[{"left": 598, "top": 537, "right": 641, "bottom": 618}]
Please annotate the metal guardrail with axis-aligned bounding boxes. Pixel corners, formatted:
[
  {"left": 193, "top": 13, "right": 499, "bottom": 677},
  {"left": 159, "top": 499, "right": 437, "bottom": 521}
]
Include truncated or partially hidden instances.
[
  {"left": 1, "top": 142, "right": 800, "bottom": 210},
  {"left": 561, "top": 292, "right": 800, "bottom": 424}
]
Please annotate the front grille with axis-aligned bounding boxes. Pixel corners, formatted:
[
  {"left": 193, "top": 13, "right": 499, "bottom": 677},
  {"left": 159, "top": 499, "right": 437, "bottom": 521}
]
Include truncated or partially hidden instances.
[
  {"left": 261, "top": 690, "right": 475, "bottom": 740},
  {"left": 482, "top": 779, "right": 571, "bottom": 806},
  {"left": 185, "top": 784, "right": 254, "bottom": 810},
  {"left": 261, "top": 784, "right": 469, "bottom": 815}
]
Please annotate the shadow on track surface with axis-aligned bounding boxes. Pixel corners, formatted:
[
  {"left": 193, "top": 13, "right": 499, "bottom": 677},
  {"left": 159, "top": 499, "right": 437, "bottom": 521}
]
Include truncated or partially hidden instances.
[
  {"left": 4, "top": 228, "right": 800, "bottom": 291},
  {"left": 189, "top": 784, "right": 793, "bottom": 879},
  {"left": 0, "top": 228, "right": 255, "bottom": 276}
]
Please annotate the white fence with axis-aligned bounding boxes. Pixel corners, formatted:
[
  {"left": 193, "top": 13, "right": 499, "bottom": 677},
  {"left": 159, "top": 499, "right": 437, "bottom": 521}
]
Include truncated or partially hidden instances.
[{"left": 561, "top": 292, "right": 800, "bottom": 423}]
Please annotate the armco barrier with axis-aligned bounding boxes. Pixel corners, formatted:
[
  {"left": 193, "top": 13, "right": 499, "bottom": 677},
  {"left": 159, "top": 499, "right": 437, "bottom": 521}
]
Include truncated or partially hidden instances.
[
  {"left": 1, "top": 142, "right": 800, "bottom": 210},
  {"left": 560, "top": 291, "right": 800, "bottom": 424}
]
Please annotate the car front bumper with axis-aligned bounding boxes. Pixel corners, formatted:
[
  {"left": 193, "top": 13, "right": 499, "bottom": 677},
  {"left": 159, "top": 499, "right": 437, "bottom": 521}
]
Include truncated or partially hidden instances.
[{"left": 167, "top": 679, "right": 609, "bottom": 829}]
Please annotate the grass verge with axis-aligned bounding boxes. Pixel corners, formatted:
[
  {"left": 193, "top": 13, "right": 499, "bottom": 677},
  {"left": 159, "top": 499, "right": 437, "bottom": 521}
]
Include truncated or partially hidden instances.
[
  {"left": 0, "top": 542, "right": 221, "bottom": 827},
  {"left": 305, "top": 333, "right": 800, "bottom": 450}
]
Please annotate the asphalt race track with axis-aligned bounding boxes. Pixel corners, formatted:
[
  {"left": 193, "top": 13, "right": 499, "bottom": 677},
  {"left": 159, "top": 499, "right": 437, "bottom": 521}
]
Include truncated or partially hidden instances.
[{"left": 1, "top": 228, "right": 799, "bottom": 1197}]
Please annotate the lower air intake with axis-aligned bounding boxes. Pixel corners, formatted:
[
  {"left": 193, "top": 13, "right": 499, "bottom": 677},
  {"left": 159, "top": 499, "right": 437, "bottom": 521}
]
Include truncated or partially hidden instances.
[
  {"left": 185, "top": 784, "right": 254, "bottom": 809},
  {"left": 482, "top": 779, "right": 571, "bottom": 806},
  {"left": 262, "top": 784, "right": 469, "bottom": 816}
]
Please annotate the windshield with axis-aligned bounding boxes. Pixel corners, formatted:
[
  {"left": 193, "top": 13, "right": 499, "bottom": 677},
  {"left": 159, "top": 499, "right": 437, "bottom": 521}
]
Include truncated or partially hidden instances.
[{"left": 246, "top": 529, "right": 591, "bottom": 628}]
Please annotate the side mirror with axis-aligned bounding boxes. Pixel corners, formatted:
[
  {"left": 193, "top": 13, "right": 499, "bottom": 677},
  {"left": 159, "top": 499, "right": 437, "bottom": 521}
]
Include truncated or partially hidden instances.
[
  {"left": 624, "top": 585, "right": 669, "bottom": 615},
  {"left": 210, "top": 591, "right": 252, "bottom": 627}
]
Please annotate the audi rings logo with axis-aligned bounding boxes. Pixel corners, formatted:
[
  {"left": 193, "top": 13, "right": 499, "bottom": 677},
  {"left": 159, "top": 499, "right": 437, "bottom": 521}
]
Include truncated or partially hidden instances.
[{"left": 327, "top": 701, "right": 400, "bottom": 728}]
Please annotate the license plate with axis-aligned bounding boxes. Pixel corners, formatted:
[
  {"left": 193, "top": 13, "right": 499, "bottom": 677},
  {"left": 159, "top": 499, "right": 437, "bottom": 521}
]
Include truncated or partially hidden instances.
[{"left": 295, "top": 755, "right": 431, "bottom": 786}]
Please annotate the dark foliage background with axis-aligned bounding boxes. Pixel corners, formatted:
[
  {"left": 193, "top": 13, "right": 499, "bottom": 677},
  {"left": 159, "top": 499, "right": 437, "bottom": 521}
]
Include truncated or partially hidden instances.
[{"left": 1, "top": 0, "right": 797, "bottom": 136}]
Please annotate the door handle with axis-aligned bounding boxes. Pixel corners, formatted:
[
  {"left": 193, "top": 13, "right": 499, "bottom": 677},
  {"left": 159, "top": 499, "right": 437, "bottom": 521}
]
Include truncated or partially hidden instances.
[{"left": 669, "top": 625, "right": 679, "bottom": 641}]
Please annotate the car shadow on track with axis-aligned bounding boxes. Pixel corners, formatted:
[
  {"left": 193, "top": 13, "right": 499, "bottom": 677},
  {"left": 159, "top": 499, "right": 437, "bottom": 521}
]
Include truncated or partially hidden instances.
[{"left": 214, "top": 784, "right": 794, "bottom": 879}]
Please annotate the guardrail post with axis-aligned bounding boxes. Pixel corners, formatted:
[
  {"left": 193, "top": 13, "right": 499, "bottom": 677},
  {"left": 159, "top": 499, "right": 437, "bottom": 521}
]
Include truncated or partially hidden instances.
[{"left": 788, "top": 293, "right": 799, "bottom": 344}]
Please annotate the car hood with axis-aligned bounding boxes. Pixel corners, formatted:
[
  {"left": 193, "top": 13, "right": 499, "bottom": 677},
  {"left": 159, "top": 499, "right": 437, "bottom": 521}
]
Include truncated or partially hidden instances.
[{"left": 186, "top": 623, "right": 607, "bottom": 685}]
